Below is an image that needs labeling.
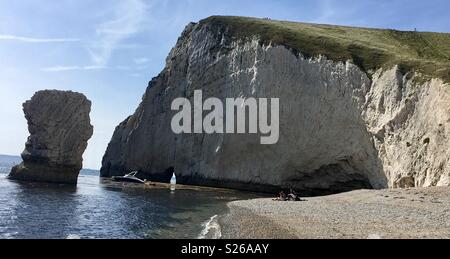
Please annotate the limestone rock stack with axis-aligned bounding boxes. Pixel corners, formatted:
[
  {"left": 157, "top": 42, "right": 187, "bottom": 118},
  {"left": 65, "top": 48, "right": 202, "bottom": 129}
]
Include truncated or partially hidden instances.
[{"left": 10, "top": 90, "right": 93, "bottom": 184}]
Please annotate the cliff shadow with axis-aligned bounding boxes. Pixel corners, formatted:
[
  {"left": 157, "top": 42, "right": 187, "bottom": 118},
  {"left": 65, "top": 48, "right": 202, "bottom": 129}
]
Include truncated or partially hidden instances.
[{"left": 141, "top": 167, "right": 175, "bottom": 183}]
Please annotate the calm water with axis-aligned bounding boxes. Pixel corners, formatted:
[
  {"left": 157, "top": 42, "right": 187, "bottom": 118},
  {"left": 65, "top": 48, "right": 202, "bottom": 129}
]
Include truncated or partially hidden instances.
[{"left": 0, "top": 159, "right": 256, "bottom": 239}]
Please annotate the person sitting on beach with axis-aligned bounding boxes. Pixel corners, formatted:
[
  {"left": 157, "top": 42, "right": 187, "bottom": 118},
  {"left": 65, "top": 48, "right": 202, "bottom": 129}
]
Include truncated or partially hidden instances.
[
  {"left": 274, "top": 189, "right": 304, "bottom": 202},
  {"left": 273, "top": 191, "right": 287, "bottom": 201},
  {"left": 289, "top": 189, "right": 304, "bottom": 201}
]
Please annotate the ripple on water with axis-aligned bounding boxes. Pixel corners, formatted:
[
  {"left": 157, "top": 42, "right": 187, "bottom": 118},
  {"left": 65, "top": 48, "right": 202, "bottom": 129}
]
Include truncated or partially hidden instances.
[{"left": 0, "top": 170, "right": 257, "bottom": 239}]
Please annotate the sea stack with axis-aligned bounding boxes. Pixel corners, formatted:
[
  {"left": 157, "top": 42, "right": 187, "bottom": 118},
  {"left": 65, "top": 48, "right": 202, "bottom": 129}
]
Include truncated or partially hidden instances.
[{"left": 9, "top": 90, "right": 93, "bottom": 184}]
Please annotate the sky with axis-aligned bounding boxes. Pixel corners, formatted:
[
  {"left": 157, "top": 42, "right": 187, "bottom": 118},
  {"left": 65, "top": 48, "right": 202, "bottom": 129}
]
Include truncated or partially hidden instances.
[{"left": 0, "top": 0, "right": 449, "bottom": 169}]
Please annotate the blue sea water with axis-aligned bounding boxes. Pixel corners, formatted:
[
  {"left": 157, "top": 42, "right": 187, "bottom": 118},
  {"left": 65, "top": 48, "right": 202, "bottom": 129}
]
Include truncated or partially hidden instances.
[{"left": 0, "top": 156, "right": 255, "bottom": 239}]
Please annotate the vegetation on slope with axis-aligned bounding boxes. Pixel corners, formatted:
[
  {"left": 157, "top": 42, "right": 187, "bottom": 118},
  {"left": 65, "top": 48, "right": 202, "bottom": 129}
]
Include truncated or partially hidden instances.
[{"left": 200, "top": 16, "right": 450, "bottom": 83}]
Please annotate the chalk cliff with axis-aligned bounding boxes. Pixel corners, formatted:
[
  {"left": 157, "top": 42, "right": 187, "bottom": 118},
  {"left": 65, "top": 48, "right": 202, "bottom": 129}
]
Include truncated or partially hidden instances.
[
  {"left": 10, "top": 90, "right": 93, "bottom": 184},
  {"left": 101, "top": 16, "right": 450, "bottom": 194}
]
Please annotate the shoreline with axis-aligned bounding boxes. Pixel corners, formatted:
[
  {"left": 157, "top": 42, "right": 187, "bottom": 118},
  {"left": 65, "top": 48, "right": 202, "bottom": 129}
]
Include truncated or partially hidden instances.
[
  {"left": 4, "top": 173, "right": 449, "bottom": 239},
  {"left": 220, "top": 187, "right": 450, "bottom": 239},
  {"left": 220, "top": 204, "right": 297, "bottom": 239}
]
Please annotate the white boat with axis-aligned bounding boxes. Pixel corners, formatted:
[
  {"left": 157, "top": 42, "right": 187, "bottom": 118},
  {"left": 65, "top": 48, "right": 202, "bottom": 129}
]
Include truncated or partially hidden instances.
[{"left": 112, "top": 171, "right": 145, "bottom": 184}]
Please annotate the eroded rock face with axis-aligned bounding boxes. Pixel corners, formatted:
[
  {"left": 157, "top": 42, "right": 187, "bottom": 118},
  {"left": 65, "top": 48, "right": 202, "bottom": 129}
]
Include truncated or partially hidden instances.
[
  {"left": 10, "top": 90, "right": 93, "bottom": 184},
  {"left": 101, "top": 22, "right": 450, "bottom": 194},
  {"left": 363, "top": 69, "right": 450, "bottom": 188}
]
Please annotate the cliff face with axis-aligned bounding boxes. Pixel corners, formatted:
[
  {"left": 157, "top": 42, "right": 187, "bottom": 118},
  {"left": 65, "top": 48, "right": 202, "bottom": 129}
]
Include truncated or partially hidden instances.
[
  {"left": 10, "top": 90, "right": 93, "bottom": 184},
  {"left": 101, "top": 17, "right": 450, "bottom": 194}
]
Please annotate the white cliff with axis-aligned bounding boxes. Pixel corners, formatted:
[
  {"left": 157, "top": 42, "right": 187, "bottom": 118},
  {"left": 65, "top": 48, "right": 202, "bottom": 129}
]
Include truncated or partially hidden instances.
[{"left": 101, "top": 17, "right": 450, "bottom": 194}]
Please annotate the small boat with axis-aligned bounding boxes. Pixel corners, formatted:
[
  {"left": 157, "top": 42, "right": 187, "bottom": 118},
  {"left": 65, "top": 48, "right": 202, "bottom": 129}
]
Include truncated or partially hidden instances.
[{"left": 112, "top": 171, "right": 145, "bottom": 184}]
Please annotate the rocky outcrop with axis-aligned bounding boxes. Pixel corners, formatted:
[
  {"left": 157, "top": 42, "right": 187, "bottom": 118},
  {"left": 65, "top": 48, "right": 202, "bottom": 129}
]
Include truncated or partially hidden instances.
[
  {"left": 10, "top": 90, "right": 93, "bottom": 184},
  {"left": 363, "top": 70, "right": 450, "bottom": 188},
  {"left": 101, "top": 18, "right": 450, "bottom": 194}
]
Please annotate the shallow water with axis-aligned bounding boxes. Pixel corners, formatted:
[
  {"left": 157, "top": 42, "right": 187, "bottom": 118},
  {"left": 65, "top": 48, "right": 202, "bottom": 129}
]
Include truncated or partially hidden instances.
[{"left": 0, "top": 162, "right": 257, "bottom": 239}]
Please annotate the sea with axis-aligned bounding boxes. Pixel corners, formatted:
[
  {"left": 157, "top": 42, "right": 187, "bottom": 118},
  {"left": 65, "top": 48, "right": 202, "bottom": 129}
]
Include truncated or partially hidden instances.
[{"left": 0, "top": 155, "right": 258, "bottom": 239}]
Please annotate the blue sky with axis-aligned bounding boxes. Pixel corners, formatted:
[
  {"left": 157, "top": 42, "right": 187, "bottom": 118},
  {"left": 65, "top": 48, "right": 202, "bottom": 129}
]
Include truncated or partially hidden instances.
[{"left": 0, "top": 0, "right": 449, "bottom": 169}]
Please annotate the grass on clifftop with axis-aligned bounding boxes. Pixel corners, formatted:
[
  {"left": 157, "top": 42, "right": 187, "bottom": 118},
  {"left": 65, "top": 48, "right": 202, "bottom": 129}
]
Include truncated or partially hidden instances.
[{"left": 200, "top": 16, "right": 450, "bottom": 83}]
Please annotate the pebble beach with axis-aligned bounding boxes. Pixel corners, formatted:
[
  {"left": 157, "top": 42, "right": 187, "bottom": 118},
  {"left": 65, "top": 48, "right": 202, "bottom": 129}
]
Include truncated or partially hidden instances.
[{"left": 221, "top": 188, "right": 450, "bottom": 239}]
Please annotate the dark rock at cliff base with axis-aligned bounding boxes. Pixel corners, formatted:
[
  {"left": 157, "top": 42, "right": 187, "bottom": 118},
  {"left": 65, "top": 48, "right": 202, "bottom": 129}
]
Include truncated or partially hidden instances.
[{"left": 9, "top": 90, "right": 93, "bottom": 184}]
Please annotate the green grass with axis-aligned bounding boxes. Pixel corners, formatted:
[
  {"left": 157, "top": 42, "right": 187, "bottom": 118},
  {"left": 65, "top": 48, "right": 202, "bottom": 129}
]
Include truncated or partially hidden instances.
[{"left": 199, "top": 16, "right": 450, "bottom": 83}]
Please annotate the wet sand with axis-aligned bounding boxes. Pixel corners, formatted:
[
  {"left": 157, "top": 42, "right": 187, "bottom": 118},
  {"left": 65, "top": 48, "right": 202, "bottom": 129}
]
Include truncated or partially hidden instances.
[{"left": 221, "top": 187, "right": 450, "bottom": 239}]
